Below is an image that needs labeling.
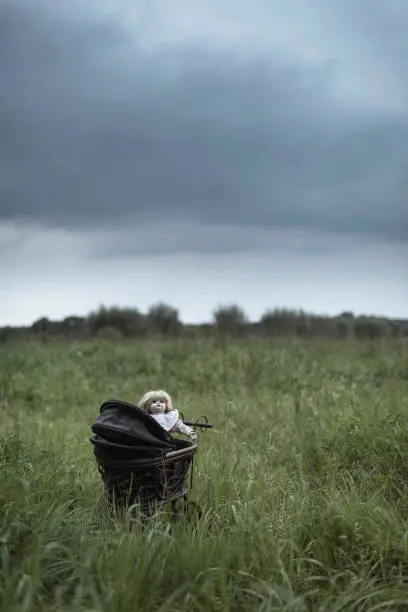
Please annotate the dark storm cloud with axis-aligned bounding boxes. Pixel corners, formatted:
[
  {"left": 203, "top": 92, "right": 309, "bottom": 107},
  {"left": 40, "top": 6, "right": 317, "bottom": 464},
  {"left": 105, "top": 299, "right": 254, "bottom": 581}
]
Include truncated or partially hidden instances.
[{"left": 0, "top": 0, "right": 407, "bottom": 242}]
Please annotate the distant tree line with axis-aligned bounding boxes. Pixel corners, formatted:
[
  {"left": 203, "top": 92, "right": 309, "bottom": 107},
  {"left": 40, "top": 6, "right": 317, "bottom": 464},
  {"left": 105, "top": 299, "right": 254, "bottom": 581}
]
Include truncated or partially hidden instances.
[{"left": 0, "top": 303, "right": 407, "bottom": 343}]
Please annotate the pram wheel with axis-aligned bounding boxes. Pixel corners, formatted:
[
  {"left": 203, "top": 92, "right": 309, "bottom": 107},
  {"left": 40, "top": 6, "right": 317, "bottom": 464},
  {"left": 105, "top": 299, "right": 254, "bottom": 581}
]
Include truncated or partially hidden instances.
[{"left": 171, "top": 496, "right": 202, "bottom": 522}]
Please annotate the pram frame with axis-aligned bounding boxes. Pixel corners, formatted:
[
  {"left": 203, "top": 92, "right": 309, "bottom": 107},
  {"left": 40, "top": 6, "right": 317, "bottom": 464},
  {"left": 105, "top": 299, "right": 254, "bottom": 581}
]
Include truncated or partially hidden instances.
[{"left": 90, "top": 400, "right": 211, "bottom": 519}]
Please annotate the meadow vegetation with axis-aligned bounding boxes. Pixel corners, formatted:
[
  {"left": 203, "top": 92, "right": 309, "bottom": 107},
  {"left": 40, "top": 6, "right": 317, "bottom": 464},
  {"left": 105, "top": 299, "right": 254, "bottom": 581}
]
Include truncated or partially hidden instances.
[{"left": 1, "top": 337, "right": 408, "bottom": 610}]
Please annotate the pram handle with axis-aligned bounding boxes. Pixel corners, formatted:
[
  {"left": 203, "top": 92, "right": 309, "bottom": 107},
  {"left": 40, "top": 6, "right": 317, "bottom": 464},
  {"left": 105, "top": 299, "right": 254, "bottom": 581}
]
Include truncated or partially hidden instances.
[
  {"left": 178, "top": 412, "right": 213, "bottom": 432},
  {"left": 183, "top": 420, "right": 213, "bottom": 429}
]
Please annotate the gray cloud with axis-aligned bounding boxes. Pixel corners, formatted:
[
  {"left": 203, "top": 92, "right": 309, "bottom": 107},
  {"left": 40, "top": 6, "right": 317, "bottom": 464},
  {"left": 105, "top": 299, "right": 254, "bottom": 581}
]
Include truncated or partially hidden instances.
[{"left": 0, "top": 0, "right": 407, "bottom": 244}]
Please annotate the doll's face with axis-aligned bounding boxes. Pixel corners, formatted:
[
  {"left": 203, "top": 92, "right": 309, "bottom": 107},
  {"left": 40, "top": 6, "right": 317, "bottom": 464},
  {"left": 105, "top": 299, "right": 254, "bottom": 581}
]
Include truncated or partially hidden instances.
[{"left": 150, "top": 398, "right": 167, "bottom": 414}]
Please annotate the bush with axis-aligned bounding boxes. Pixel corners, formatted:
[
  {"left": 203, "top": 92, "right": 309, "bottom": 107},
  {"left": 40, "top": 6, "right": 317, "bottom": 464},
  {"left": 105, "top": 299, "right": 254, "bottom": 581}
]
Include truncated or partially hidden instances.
[
  {"left": 213, "top": 305, "right": 248, "bottom": 336},
  {"left": 354, "top": 316, "right": 392, "bottom": 340},
  {"left": 87, "top": 306, "right": 146, "bottom": 338},
  {"left": 261, "top": 308, "right": 302, "bottom": 336},
  {"left": 146, "top": 303, "right": 182, "bottom": 336}
]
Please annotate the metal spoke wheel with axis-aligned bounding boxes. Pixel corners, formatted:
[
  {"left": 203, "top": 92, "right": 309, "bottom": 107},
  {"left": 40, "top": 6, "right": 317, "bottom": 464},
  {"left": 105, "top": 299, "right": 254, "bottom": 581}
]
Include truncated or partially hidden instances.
[{"left": 171, "top": 496, "right": 202, "bottom": 522}]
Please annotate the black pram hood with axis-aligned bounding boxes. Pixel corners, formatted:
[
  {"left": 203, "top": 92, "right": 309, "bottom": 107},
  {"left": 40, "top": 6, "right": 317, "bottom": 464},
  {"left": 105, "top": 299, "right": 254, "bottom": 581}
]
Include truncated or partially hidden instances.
[{"left": 91, "top": 399, "right": 175, "bottom": 454}]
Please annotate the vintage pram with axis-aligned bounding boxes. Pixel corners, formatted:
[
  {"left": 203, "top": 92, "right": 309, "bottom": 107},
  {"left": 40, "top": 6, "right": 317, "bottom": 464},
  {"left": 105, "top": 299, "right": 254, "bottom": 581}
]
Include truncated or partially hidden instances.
[{"left": 90, "top": 399, "right": 212, "bottom": 518}]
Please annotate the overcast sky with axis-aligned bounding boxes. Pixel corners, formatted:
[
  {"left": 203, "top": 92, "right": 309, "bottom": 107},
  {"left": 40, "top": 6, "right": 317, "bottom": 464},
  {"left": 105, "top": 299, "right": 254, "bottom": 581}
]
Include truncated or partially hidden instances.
[{"left": 1, "top": 0, "right": 407, "bottom": 326}]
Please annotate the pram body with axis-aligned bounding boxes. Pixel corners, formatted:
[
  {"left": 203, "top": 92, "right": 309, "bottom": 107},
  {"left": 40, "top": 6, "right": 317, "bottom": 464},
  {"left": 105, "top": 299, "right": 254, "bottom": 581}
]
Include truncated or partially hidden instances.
[{"left": 90, "top": 399, "right": 208, "bottom": 517}]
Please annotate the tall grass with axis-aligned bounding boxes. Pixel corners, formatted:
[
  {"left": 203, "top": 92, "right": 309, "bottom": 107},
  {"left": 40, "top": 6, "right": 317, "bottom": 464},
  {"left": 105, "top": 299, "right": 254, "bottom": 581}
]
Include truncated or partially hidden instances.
[{"left": 1, "top": 338, "right": 408, "bottom": 611}]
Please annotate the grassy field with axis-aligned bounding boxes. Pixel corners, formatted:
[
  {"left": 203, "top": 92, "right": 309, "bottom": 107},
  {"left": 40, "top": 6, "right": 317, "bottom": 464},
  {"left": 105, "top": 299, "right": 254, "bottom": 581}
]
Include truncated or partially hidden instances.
[{"left": 1, "top": 337, "right": 408, "bottom": 611}]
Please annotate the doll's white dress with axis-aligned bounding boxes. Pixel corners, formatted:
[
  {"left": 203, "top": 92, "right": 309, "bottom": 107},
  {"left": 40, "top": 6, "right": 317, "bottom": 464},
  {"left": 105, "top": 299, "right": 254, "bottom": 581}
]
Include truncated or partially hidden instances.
[{"left": 150, "top": 409, "right": 196, "bottom": 440}]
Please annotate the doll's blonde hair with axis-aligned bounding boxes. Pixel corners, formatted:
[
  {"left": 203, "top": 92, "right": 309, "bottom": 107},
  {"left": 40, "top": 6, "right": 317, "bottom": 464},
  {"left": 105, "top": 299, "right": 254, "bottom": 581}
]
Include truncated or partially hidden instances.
[{"left": 138, "top": 389, "right": 173, "bottom": 413}]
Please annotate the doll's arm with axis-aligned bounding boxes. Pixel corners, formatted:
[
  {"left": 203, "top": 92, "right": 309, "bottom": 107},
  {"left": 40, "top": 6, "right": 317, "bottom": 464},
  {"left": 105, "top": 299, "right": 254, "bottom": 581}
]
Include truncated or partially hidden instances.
[{"left": 172, "top": 419, "right": 197, "bottom": 441}]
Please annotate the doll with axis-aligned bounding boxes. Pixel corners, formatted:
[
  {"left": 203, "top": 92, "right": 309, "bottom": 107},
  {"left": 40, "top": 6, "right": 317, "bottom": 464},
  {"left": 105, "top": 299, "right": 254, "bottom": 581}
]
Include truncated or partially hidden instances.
[{"left": 138, "top": 389, "right": 197, "bottom": 441}]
